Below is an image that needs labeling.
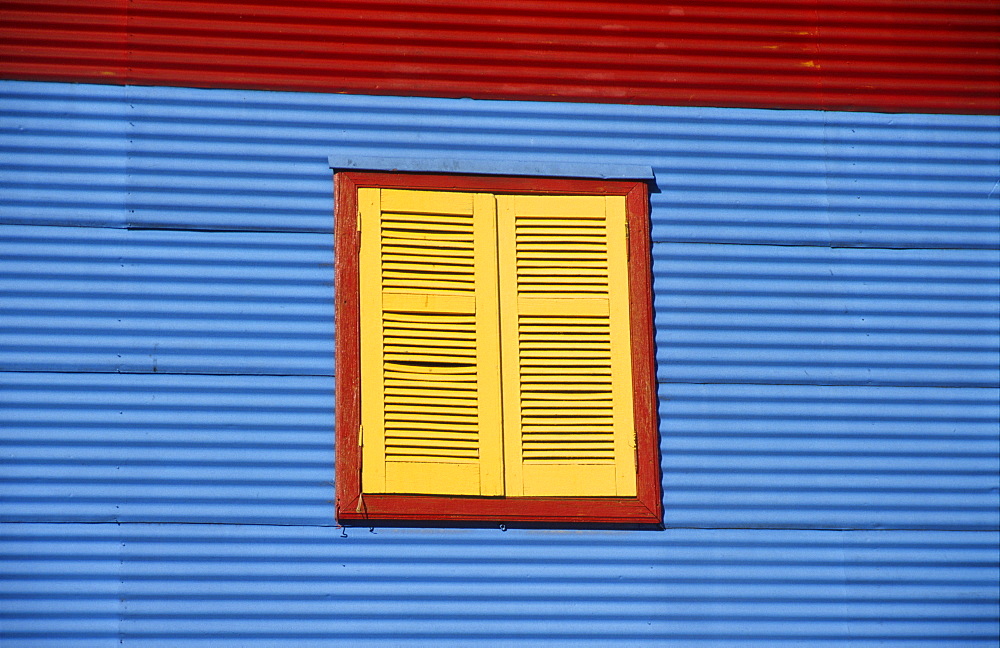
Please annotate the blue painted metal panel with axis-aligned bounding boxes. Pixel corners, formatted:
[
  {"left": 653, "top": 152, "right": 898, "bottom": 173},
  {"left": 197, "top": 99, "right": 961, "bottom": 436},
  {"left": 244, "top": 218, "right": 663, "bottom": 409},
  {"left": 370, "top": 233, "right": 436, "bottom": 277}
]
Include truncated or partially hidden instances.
[
  {"left": 0, "top": 225, "right": 334, "bottom": 375},
  {"left": 0, "top": 372, "right": 334, "bottom": 525},
  {"left": 2, "top": 373, "right": 995, "bottom": 530},
  {"left": 2, "top": 81, "right": 997, "bottom": 248},
  {"left": 0, "top": 83, "right": 129, "bottom": 229},
  {"left": 2, "top": 227, "right": 996, "bottom": 386},
  {"left": 653, "top": 243, "right": 1000, "bottom": 388},
  {"left": 1, "top": 524, "right": 997, "bottom": 646},
  {"left": 1, "top": 79, "right": 999, "bottom": 646},
  {"left": 658, "top": 383, "right": 999, "bottom": 530}
]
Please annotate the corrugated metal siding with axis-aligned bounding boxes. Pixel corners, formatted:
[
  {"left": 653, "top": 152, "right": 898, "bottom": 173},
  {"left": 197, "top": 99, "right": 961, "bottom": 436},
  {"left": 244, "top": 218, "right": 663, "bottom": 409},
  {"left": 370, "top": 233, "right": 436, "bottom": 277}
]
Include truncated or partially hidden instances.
[
  {"left": 653, "top": 244, "right": 999, "bottom": 388},
  {"left": 2, "top": 525, "right": 998, "bottom": 646},
  {"left": 2, "top": 226, "right": 996, "bottom": 384},
  {"left": 2, "top": 372, "right": 996, "bottom": 529},
  {"left": 1, "top": 0, "right": 998, "bottom": 115},
  {"left": 1, "top": 79, "right": 999, "bottom": 644},
  {"left": 3, "top": 82, "right": 998, "bottom": 246},
  {"left": 0, "top": 225, "right": 335, "bottom": 375},
  {"left": 0, "top": 372, "right": 335, "bottom": 525}
]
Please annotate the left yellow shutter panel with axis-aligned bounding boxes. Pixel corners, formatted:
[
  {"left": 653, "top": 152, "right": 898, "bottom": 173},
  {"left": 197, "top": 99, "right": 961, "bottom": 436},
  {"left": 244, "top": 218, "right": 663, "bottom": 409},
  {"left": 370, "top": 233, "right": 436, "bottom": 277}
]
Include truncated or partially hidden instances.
[{"left": 359, "top": 188, "right": 504, "bottom": 496}]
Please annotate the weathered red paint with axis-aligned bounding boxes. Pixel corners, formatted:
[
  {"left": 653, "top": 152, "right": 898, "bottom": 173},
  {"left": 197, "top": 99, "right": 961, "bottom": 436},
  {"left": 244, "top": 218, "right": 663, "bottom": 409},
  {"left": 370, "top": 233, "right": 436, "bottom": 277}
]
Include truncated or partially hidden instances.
[
  {"left": 333, "top": 171, "right": 363, "bottom": 518},
  {"left": 333, "top": 171, "right": 662, "bottom": 525},
  {"left": 624, "top": 181, "right": 662, "bottom": 523},
  {"left": 1, "top": 0, "right": 997, "bottom": 114}
]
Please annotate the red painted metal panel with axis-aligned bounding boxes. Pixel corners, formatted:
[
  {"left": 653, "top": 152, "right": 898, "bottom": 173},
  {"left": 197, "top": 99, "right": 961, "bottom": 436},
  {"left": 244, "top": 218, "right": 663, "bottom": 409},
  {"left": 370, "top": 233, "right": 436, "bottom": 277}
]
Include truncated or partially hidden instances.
[
  {"left": 2, "top": 1, "right": 994, "bottom": 112},
  {"left": 0, "top": 0, "right": 1000, "bottom": 114}
]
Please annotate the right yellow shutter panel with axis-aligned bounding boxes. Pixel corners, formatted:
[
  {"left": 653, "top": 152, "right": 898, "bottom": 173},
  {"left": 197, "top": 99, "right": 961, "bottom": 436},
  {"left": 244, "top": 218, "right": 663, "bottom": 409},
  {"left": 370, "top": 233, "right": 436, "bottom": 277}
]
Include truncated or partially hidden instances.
[{"left": 497, "top": 194, "right": 638, "bottom": 497}]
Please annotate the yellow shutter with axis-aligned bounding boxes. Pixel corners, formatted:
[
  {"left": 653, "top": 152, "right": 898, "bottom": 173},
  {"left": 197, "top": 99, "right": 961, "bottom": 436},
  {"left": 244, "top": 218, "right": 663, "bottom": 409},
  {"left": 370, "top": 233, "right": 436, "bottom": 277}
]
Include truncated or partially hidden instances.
[
  {"left": 497, "top": 194, "right": 638, "bottom": 497},
  {"left": 359, "top": 188, "right": 503, "bottom": 496}
]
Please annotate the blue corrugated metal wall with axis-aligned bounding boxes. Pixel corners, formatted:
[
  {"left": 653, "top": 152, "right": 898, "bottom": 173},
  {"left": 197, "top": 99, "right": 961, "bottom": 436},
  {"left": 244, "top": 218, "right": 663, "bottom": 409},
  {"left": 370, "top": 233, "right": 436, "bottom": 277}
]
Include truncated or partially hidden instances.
[{"left": 1, "top": 80, "right": 998, "bottom": 645}]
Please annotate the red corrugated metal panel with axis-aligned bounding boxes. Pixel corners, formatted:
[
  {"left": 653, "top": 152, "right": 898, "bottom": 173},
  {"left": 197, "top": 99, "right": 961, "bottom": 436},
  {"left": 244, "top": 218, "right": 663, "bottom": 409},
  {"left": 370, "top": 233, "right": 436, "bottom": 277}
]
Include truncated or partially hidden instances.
[{"left": 1, "top": 0, "right": 998, "bottom": 114}]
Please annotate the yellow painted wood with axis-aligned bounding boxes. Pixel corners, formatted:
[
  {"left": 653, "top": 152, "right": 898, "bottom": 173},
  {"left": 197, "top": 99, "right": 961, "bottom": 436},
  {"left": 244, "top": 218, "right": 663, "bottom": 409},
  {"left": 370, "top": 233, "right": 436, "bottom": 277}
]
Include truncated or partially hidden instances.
[
  {"left": 383, "top": 356, "right": 476, "bottom": 367},
  {"left": 605, "top": 195, "right": 638, "bottom": 496},
  {"left": 520, "top": 393, "right": 611, "bottom": 402},
  {"left": 496, "top": 194, "right": 524, "bottom": 497},
  {"left": 381, "top": 429, "right": 480, "bottom": 441},
  {"left": 382, "top": 248, "right": 475, "bottom": 260},
  {"left": 518, "top": 368, "right": 611, "bottom": 377},
  {"left": 521, "top": 463, "right": 617, "bottom": 496},
  {"left": 384, "top": 407, "right": 476, "bottom": 419},
  {"left": 497, "top": 192, "right": 639, "bottom": 498},
  {"left": 361, "top": 188, "right": 489, "bottom": 496},
  {"left": 384, "top": 416, "right": 477, "bottom": 428},
  {"left": 384, "top": 264, "right": 472, "bottom": 282},
  {"left": 387, "top": 437, "right": 478, "bottom": 449},
  {"left": 381, "top": 293, "right": 476, "bottom": 314},
  {"left": 383, "top": 282, "right": 475, "bottom": 294},
  {"left": 383, "top": 329, "right": 477, "bottom": 341},
  {"left": 520, "top": 380, "right": 613, "bottom": 388},
  {"left": 516, "top": 297, "right": 609, "bottom": 317},
  {"left": 512, "top": 215, "right": 604, "bottom": 223},
  {"left": 383, "top": 312, "right": 476, "bottom": 326},
  {"left": 517, "top": 267, "right": 608, "bottom": 275},
  {"left": 383, "top": 229, "right": 473, "bottom": 242},
  {"left": 520, "top": 340, "right": 610, "bottom": 349},
  {"left": 521, "top": 407, "right": 613, "bottom": 415},
  {"left": 522, "top": 435, "right": 614, "bottom": 443},
  {"left": 382, "top": 236, "right": 474, "bottom": 248},
  {"left": 498, "top": 196, "right": 613, "bottom": 496},
  {"left": 522, "top": 425, "right": 620, "bottom": 434},
  {"left": 358, "top": 187, "right": 386, "bottom": 493},
  {"left": 386, "top": 423, "right": 478, "bottom": 433},
  {"left": 512, "top": 194, "right": 606, "bottom": 217},
  {"left": 388, "top": 438, "right": 478, "bottom": 448},
  {"left": 385, "top": 372, "right": 476, "bottom": 383},
  {"left": 383, "top": 261, "right": 476, "bottom": 273},
  {"left": 385, "top": 410, "right": 477, "bottom": 422},
  {"left": 380, "top": 189, "right": 475, "bottom": 215},
  {"left": 524, "top": 451, "right": 615, "bottom": 460},
  {"left": 382, "top": 213, "right": 475, "bottom": 227},
  {"left": 516, "top": 253, "right": 607, "bottom": 260},
  {"left": 384, "top": 390, "right": 478, "bottom": 403},
  {"left": 385, "top": 461, "right": 481, "bottom": 495},
  {"left": 519, "top": 316, "right": 609, "bottom": 326},
  {"left": 360, "top": 186, "right": 641, "bottom": 501},
  {"left": 472, "top": 192, "right": 505, "bottom": 496},
  {"left": 383, "top": 219, "right": 473, "bottom": 233},
  {"left": 383, "top": 338, "right": 477, "bottom": 350}
]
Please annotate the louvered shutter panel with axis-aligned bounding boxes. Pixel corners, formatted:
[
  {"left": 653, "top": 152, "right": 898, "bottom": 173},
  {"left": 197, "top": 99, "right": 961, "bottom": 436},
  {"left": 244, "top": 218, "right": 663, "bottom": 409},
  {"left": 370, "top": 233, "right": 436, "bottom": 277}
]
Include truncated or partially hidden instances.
[
  {"left": 497, "top": 194, "right": 638, "bottom": 497},
  {"left": 359, "top": 188, "right": 503, "bottom": 496}
]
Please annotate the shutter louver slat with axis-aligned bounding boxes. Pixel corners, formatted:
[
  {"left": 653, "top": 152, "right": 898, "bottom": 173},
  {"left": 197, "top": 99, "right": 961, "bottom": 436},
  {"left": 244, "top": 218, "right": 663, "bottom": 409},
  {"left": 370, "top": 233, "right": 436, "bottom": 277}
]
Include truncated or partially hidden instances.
[
  {"left": 360, "top": 189, "right": 503, "bottom": 496},
  {"left": 499, "top": 194, "right": 638, "bottom": 497}
]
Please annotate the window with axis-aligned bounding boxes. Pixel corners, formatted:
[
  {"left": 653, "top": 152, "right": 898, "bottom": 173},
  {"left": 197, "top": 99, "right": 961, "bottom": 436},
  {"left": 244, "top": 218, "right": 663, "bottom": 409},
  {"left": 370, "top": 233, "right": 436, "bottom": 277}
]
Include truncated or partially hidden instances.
[{"left": 333, "top": 164, "right": 660, "bottom": 525}]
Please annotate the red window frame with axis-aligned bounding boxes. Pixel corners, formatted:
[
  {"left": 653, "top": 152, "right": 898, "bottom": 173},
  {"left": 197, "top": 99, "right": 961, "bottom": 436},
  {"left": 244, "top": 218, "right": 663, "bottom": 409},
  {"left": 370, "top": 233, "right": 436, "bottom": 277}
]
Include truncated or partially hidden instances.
[{"left": 334, "top": 171, "right": 661, "bottom": 526}]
